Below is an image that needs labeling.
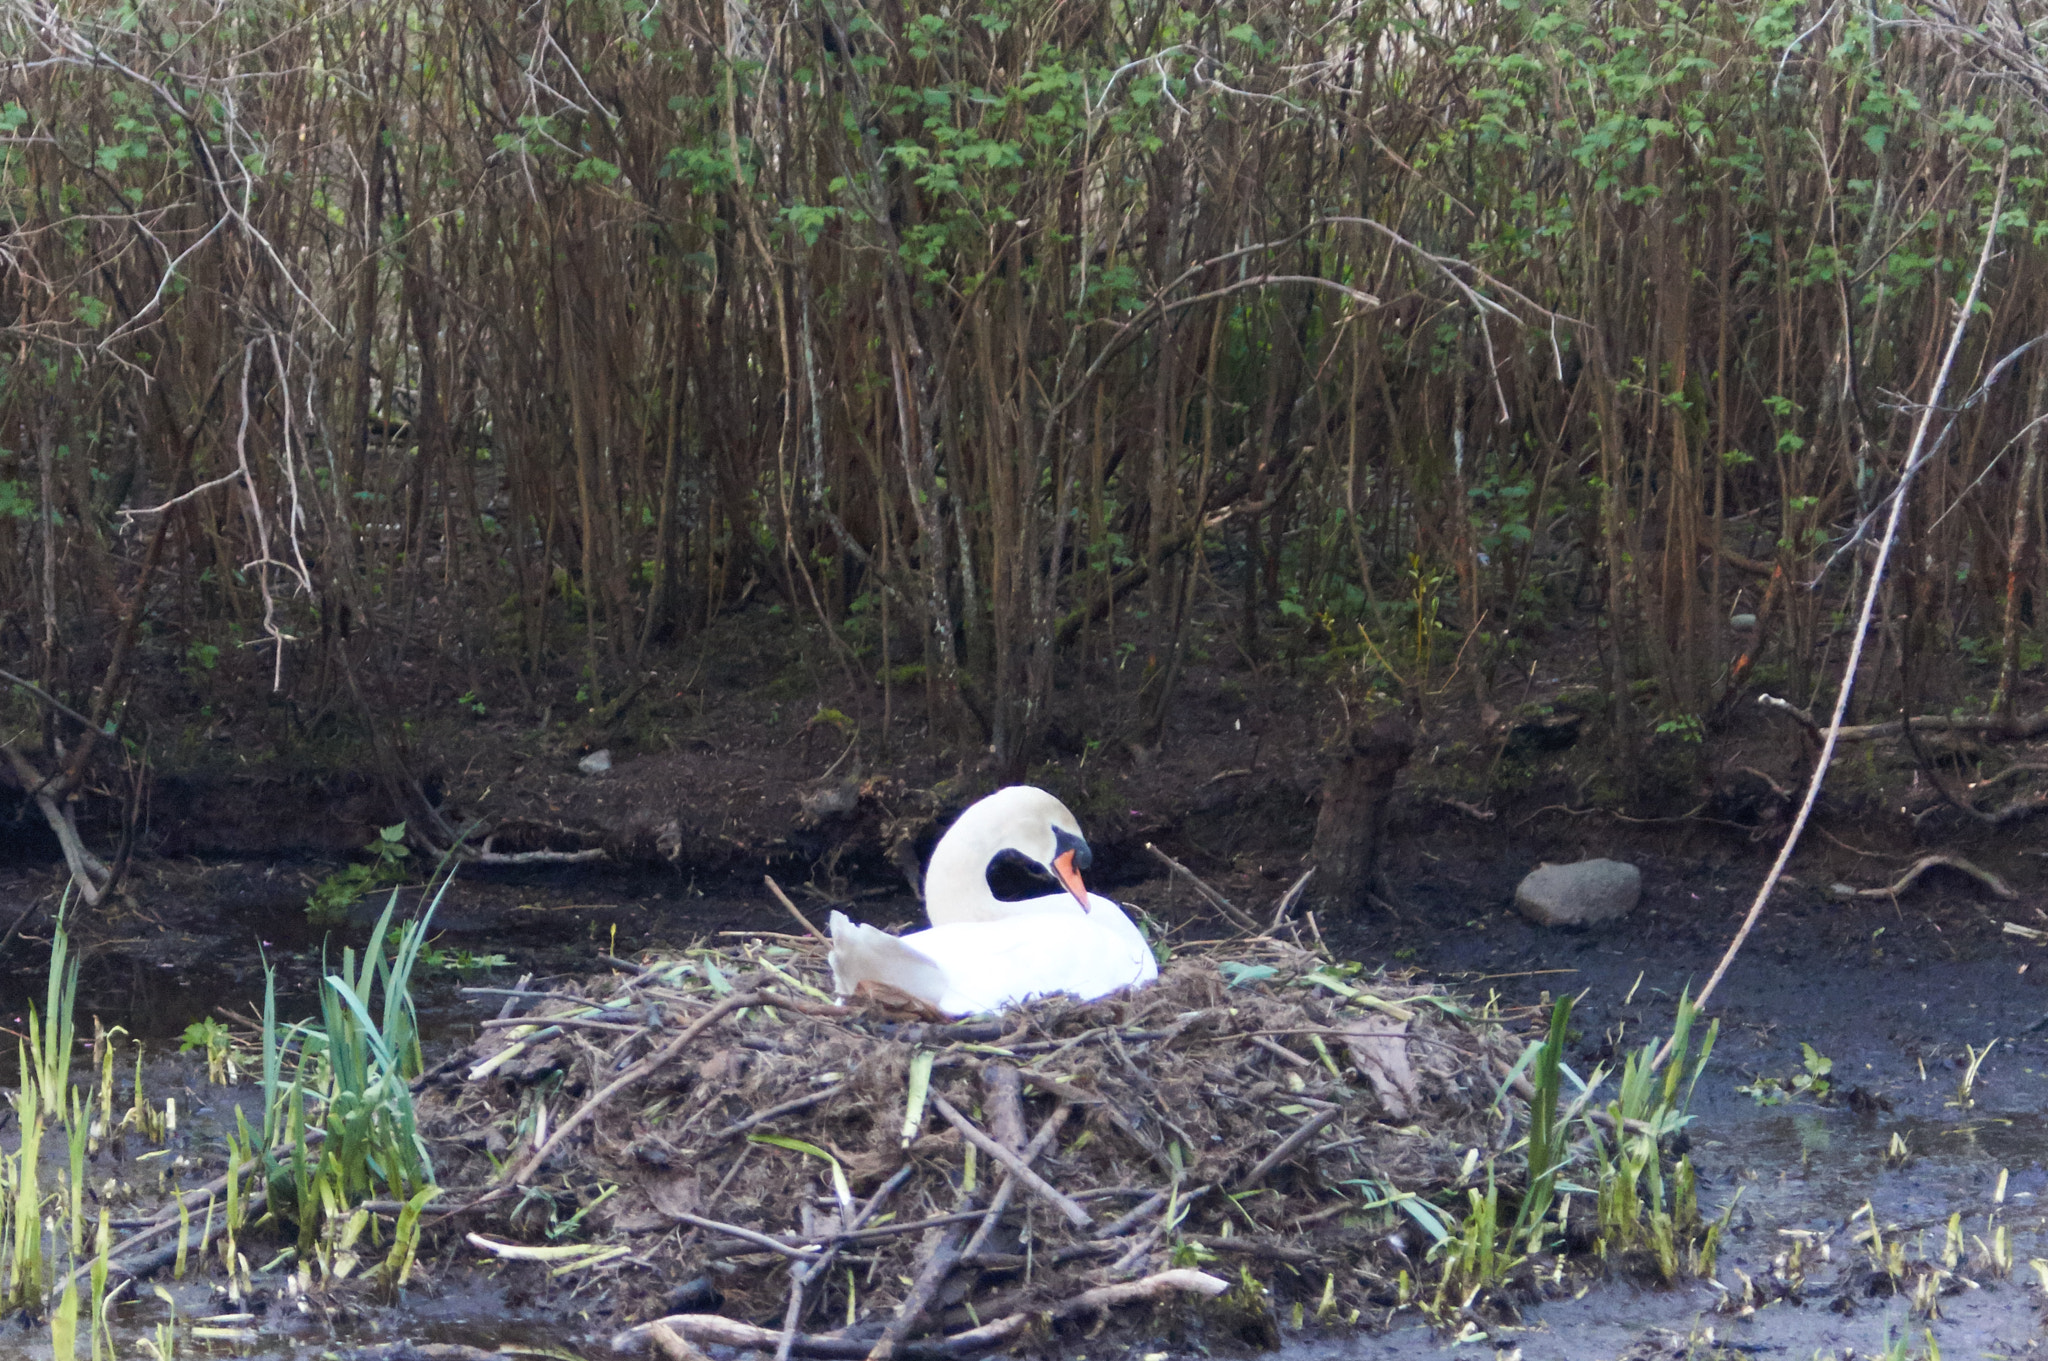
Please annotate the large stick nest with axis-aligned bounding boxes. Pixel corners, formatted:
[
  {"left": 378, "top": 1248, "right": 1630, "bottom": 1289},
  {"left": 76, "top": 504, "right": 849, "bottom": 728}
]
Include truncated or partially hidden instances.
[{"left": 418, "top": 934, "right": 1529, "bottom": 1355}]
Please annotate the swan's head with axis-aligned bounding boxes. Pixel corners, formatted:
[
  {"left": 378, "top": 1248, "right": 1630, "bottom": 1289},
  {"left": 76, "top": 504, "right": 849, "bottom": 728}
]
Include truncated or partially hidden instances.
[
  {"left": 947, "top": 785, "right": 1095, "bottom": 911},
  {"left": 1047, "top": 822, "right": 1093, "bottom": 910}
]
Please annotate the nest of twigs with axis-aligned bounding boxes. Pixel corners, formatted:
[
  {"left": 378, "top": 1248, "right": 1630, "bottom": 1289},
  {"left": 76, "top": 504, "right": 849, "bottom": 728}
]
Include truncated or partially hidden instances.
[{"left": 419, "top": 931, "right": 1528, "bottom": 1358}]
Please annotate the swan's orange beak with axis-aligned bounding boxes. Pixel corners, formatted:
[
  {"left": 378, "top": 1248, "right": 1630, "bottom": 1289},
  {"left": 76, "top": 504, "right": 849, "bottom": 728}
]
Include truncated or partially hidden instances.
[{"left": 1053, "top": 849, "right": 1092, "bottom": 911}]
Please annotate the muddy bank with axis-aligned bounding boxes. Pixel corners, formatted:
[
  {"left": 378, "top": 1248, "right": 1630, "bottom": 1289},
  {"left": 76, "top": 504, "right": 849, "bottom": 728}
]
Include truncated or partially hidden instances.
[
  {"left": 23, "top": 590, "right": 1938, "bottom": 888},
  {"left": 30, "top": 789, "right": 2048, "bottom": 1080},
  {"left": 1337, "top": 840, "right": 2048, "bottom": 1359}
]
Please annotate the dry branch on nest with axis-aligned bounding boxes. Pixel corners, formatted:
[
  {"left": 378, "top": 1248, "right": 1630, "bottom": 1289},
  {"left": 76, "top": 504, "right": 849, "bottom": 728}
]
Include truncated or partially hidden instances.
[{"left": 418, "top": 934, "right": 1527, "bottom": 1357}]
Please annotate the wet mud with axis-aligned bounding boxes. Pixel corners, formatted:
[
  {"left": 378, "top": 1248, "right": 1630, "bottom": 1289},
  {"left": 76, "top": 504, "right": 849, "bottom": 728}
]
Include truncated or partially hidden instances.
[{"left": 1336, "top": 833, "right": 2048, "bottom": 1359}]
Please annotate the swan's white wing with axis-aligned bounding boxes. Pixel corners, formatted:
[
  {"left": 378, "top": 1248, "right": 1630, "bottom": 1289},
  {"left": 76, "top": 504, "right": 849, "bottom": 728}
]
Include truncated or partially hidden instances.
[
  {"left": 901, "top": 904, "right": 1156, "bottom": 1014},
  {"left": 828, "top": 910, "right": 952, "bottom": 1012}
]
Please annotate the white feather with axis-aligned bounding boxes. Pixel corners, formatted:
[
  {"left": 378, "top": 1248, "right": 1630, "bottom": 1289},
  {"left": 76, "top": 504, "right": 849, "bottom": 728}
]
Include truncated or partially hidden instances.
[{"left": 828, "top": 899, "right": 1157, "bottom": 1017}]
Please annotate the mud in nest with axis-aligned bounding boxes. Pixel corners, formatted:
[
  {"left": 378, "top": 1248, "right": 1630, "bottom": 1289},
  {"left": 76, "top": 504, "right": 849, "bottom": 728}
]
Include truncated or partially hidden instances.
[{"left": 419, "top": 934, "right": 1530, "bottom": 1356}]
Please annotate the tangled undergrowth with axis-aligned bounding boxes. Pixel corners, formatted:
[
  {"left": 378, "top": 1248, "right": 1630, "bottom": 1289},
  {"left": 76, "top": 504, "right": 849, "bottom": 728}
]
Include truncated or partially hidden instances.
[{"left": 416, "top": 923, "right": 1725, "bottom": 1356}]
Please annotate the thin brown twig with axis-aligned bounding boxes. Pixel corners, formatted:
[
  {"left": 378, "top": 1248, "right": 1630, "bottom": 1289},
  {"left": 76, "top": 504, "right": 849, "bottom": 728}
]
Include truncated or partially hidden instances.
[
  {"left": 867, "top": 1220, "right": 971, "bottom": 1361},
  {"left": 1144, "top": 843, "right": 1262, "bottom": 933},
  {"left": 930, "top": 1095, "right": 1092, "bottom": 1229},
  {"left": 0, "top": 666, "right": 100, "bottom": 731},
  {"left": 477, "top": 1014, "right": 640, "bottom": 1033},
  {"left": 702, "top": 1083, "right": 850, "bottom": 1148},
  {"left": 766, "top": 875, "right": 831, "bottom": 942},
  {"left": 1234, "top": 1107, "right": 1344, "bottom": 1188},
  {"left": 502, "top": 990, "right": 763, "bottom": 1189},
  {"left": 1098, "top": 1187, "right": 1173, "bottom": 1239},
  {"left": 702, "top": 1208, "right": 1006, "bottom": 1259},
  {"left": 777, "top": 1163, "right": 918, "bottom": 1361},
  {"left": 960, "top": 1103, "right": 1070, "bottom": 1259},
  {"left": 1267, "top": 867, "right": 1316, "bottom": 931},
  {"left": 669, "top": 1213, "right": 822, "bottom": 1261},
  {"left": 1248, "top": 1034, "right": 1311, "bottom": 1068}
]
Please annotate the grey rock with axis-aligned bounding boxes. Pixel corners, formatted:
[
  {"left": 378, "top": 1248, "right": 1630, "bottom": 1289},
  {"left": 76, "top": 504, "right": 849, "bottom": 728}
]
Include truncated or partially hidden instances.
[
  {"left": 799, "top": 777, "right": 861, "bottom": 823},
  {"left": 577, "top": 748, "right": 613, "bottom": 775},
  {"left": 1514, "top": 858, "right": 1641, "bottom": 926}
]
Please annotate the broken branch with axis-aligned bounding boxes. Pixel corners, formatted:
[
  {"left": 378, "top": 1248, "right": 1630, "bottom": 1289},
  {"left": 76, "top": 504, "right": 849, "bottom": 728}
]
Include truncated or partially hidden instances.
[
  {"left": 930, "top": 1095, "right": 1092, "bottom": 1229},
  {"left": 1145, "top": 843, "right": 1262, "bottom": 933}
]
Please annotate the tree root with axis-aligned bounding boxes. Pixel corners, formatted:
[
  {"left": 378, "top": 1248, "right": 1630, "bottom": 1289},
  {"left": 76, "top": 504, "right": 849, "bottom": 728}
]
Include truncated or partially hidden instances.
[
  {"left": 1848, "top": 853, "right": 2016, "bottom": 901},
  {"left": 1, "top": 736, "right": 112, "bottom": 905}
]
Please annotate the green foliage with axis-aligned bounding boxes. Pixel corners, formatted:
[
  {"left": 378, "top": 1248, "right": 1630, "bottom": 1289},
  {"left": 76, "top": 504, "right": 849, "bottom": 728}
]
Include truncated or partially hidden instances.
[
  {"left": 307, "top": 823, "right": 412, "bottom": 926},
  {"left": 1653, "top": 713, "right": 1704, "bottom": 745},
  {"left": 0, "top": 899, "right": 136, "bottom": 1315},
  {"left": 0, "top": 480, "right": 35, "bottom": 521},
  {"left": 808, "top": 706, "right": 854, "bottom": 733},
  {"left": 380, "top": 1185, "right": 441, "bottom": 1294},
  {"left": 1737, "top": 1043, "right": 1834, "bottom": 1106},
  {"left": 1218, "top": 961, "right": 1280, "bottom": 988},
  {"left": 6, "top": 0, "right": 2047, "bottom": 800},
  {"left": 178, "top": 1018, "right": 236, "bottom": 1086},
  {"left": 1579, "top": 993, "right": 1726, "bottom": 1281},
  {"left": 1511, "top": 995, "right": 1572, "bottom": 1252},
  {"left": 383, "top": 926, "right": 506, "bottom": 976},
  {"left": 1876, "top": 1327, "right": 1943, "bottom": 1361},
  {"left": 1394, "top": 991, "right": 1725, "bottom": 1322},
  {"left": 255, "top": 877, "right": 451, "bottom": 1261}
]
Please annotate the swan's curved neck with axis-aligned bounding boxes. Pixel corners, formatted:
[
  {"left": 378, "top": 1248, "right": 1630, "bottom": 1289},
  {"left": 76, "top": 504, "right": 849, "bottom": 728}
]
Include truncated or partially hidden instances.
[{"left": 923, "top": 818, "right": 1004, "bottom": 916}]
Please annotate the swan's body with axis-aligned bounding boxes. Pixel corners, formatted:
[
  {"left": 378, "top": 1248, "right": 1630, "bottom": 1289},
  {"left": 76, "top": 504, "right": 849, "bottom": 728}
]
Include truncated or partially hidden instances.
[
  {"left": 827, "top": 785, "right": 1158, "bottom": 1015},
  {"left": 828, "top": 897, "right": 1157, "bottom": 1016}
]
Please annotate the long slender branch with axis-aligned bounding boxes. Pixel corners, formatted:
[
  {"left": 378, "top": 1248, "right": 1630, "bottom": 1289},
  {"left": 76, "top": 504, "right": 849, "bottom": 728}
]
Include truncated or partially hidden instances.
[
  {"left": 1659, "top": 158, "right": 2011, "bottom": 1068},
  {"left": 0, "top": 668, "right": 99, "bottom": 732}
]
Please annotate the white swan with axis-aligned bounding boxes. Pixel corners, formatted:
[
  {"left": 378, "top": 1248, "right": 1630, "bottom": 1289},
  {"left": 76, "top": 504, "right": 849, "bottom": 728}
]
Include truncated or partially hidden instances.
[
  {"left": 827, "top": 906, "right": 1157, "bottom": 1016},
  {"left": 827, "top": 786, "right": 1159, "bottom": 1015}
]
